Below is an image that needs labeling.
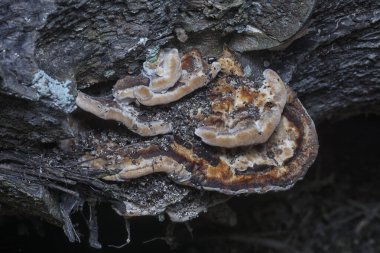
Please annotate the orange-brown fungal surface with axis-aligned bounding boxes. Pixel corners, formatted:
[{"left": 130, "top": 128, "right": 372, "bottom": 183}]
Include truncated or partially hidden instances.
[
  {"left": 217, "top": 47, "right": 244, "bottom": 77},
  {"left": 195, "top": 49, "right": 287, "bottom": 148}
]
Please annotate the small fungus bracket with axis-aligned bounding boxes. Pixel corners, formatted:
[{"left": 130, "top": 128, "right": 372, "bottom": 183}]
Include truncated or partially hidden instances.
[{"left": 75, "top": 92, "right": 172, "bottom": 136}]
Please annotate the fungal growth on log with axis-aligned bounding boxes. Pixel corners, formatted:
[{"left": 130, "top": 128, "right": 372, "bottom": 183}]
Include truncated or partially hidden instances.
[{"left": 76, "top": 48, "right": 318, "bottom": 195}]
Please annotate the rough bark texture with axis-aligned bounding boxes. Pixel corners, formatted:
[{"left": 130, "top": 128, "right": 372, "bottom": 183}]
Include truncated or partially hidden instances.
[{"left": 0, "top": 0, "right": 379, "bottom": 248}]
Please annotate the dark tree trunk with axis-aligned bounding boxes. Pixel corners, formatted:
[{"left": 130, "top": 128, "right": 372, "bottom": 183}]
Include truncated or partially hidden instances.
[{"left": 1, "top": 0, "right": 379, "bottom": 248}]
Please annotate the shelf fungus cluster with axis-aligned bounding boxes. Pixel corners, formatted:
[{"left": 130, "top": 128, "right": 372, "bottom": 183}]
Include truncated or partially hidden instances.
[{"left": 76, "top": 48, "right": 318, "bottom": 195}]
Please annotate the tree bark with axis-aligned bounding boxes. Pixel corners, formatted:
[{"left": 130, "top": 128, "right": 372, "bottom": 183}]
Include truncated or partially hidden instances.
[{"left": 0, "top": 0, "right": 379, "bottom": 247}]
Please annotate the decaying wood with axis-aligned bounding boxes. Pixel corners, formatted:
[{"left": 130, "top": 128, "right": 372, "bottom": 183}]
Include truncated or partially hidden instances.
[{"left": 0, "top": 0, "right": 379, "bottom": 248}]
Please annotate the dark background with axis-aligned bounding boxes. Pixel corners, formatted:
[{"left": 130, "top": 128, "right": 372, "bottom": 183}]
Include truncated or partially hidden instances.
[{"left": 1, "top": 114, "right": 379, "bottom": 253}]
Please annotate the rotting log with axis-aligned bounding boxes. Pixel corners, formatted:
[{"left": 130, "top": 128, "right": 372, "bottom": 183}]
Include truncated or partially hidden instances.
[{"left": 1, "top": 0, "right": 379, "bottom": 248}]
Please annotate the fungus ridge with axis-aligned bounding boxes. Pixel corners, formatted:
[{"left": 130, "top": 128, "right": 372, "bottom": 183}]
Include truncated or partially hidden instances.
[
  {"left": 75, "top": 91, "right": 172, "bottom": 136},
  {"left": 114, "top": 49, "right": 221, "bottom": 106},
  {"left": 142, "top": 48, "right": 182, "bottom": 92}
]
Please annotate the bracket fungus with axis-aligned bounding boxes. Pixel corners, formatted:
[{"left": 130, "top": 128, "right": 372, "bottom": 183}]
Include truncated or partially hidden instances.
[
  {"left": 75, "top": 92, "right": 172, "bottom": 136},
  {"left": 77, "top": 47, "right": 318, "bottom": 195},
  {"left": 114, "top": 49, "right": 221, "bottom": 106}
]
